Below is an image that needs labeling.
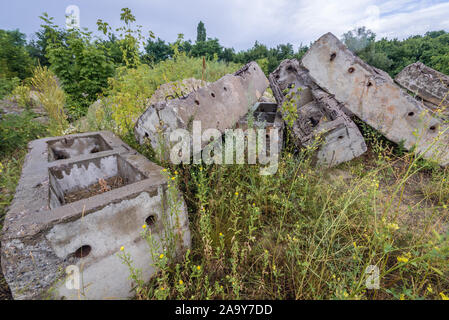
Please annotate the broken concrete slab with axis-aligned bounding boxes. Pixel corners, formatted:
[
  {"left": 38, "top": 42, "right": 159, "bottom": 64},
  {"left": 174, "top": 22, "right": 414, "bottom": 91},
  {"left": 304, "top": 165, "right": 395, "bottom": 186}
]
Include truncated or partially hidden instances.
[
  {"left": 395, "top": 62, "right": 449, "bottom": 112},
  {"left": 269, "top": 59, "right": 366, "bottom": 167},
  {"left": 134, "top": 62, "right": 269, "bottom": 159},
  {"left": 301, "top": 32, "right": 449, "bottom": 166},
  {"left": 1, "top": 131, "right": 190, "bottom": 300},
  {"left": 269, "top": 59, "right": 314, "bottom": 110}
]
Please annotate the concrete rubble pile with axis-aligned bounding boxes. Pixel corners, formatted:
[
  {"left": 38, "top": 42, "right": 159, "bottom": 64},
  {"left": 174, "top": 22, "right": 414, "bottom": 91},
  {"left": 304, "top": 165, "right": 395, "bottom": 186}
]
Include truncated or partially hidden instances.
[
  {"left": 1, "top": 131, "right": 190, "bottom": 300},
  {"left": 269, "top": 59, "right": 367, "bottom": 167},
  {"left": 301, "top": 32, "right": 449, "bottom": 166},
  {"left": 3, "top": 32, "right": 449, "bottom": 301}
]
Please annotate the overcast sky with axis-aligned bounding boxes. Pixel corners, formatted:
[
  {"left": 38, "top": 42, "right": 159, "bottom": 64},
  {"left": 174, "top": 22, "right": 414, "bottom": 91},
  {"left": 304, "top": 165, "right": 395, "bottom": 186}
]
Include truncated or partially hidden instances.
[{"left": 1, "top": 0, "right": 449, "bottom": 51}]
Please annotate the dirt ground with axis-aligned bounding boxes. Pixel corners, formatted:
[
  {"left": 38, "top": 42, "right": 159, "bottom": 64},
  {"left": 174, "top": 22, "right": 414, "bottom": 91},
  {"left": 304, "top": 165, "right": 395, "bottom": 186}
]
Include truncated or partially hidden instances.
[{"left": 64, "top": 176, "right": 127, "bottom": 204}]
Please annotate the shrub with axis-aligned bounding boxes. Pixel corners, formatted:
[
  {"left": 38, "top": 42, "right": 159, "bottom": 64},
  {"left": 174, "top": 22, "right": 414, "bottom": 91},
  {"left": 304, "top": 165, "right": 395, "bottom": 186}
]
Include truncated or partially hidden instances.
[
  {"left": 40, "top": 14, "right": 115, "bottom": 119},
  {"left": 11, "top": 84, "right": 32, "bottom": 108},
  {"left": 105, "top": 50, "right": 240, "bottom": 134},
  {"left": 30, "top": 65, "right": 68, "bottom": 136},
  {"left": 0, "top": 111, "right": 46, "bottom": 158},
  {"left": 0, "top": 76, "right": 19, "bottom": 100}
]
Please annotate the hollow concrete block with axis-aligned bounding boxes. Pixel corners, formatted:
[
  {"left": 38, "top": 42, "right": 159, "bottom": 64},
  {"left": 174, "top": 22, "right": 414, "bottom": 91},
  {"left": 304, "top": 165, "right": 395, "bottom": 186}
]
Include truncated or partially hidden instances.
[{"left": 1, "top": 131, "right": 190, "bottom": 300}]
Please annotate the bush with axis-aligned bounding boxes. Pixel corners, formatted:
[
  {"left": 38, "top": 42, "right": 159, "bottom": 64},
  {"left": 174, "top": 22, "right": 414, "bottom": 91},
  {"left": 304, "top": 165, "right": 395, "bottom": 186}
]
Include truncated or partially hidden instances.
[
  {"left": 30, "top": 65, "right": 68, "bottom": 136},
  {"left": 39, "top": 14, "right": 115, "bottom": 119},
  {"left": 105, "top": 50, "right": 240, "bottom": 133},
  {"left": 0, "top": 111, "right": 47, "bottom": 158},
  {"left": 0, "top": 76, "right": 19, "bottom": 100},
  {"left": 11, "top": 84, "right": 32, "bottom": 108}
]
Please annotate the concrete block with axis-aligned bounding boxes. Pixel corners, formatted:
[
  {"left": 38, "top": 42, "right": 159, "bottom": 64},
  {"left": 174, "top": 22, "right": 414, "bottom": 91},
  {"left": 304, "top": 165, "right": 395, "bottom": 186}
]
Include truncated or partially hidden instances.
[
  {"left": 395, "top": 62, "right": 449, "bottom": 112},
  {"left": 301, "top": 32, "right": 449, "bottom": 166},
  {"left": 1, "top": 131, "right": 190, "bottom": 300},
  {"left": 269, "top": 59, "right": 314, "bottom": 109},
  {"left": 269, "top": 59, "right": 366, "bottom": 167},
  {"left": 134, "top": 62, "right": 269, "bottom": 158}
]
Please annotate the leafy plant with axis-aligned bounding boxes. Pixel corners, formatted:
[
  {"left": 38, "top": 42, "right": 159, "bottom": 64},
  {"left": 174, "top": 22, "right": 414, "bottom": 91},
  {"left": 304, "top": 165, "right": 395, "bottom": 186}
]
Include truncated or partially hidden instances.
[
  {"left": 30, "top": 65, "right": 67, "bottom": 136},
  {"left": 40, "top": 14, "right": 115, "bottom": 119},
  {"left": 0, "top": 111, "right": 46, "bottom": 158}
]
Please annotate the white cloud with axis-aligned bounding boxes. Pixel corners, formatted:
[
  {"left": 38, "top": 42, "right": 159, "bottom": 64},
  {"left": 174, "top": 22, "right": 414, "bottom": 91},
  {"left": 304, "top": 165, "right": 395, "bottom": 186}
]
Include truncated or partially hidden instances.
[
  {"left": 206, "top": 0, "right": 449, "bottom": 48},
  {"left": 1, "top": 0, "right": 448, "bottom": 50}
]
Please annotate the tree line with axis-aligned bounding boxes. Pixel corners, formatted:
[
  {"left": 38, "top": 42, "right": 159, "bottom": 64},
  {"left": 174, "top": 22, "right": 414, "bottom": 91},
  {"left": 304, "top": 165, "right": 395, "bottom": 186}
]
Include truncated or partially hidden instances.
[{"left": 1, "top": 8, "right": 448, "bottom": 113}]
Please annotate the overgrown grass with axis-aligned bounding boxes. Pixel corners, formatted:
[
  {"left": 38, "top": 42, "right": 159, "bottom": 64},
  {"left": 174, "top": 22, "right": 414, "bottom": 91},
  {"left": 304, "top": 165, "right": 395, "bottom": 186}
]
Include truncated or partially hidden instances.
[
  {"left": 1, "top": 57, "right": 448, "bottom": 301},
  {"left": 103, "top": 52, "right": 240, "bottom": 134},
  {"left": 0, "top": 111, "right": 47, "bottom": 300},
  {"left": 30, "top": 66, "right": 68, "bottom": 136},
  {"left": 116, "top": 128, "right": 449, "bottom": 300}
]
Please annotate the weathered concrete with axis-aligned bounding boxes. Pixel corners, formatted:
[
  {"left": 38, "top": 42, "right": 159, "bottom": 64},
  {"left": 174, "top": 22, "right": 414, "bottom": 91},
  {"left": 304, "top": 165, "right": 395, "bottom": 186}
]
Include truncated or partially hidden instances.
[
  {"left": 1, "top": 131, "right": 190, "bottom": 300},
  {"left": 235, "top": 102, "right": 284, "bottom": 153},
  {"left": 269, "top": 59, "right": 314, "bottom": 110},
  {"left": 269, "top": 59, "right": 366, "bottom": 167},
  {"left": 134, "top": 62, "right": 269, "bottom": 158},
  {"left": 301, "top": 33, "right": 449, "bottom": 166},
  {"left": 395, "top": 62, "right": 449, "bottom": 112},
  {"left": 148, "top": 78, "right": 209, "bottom": 106}
]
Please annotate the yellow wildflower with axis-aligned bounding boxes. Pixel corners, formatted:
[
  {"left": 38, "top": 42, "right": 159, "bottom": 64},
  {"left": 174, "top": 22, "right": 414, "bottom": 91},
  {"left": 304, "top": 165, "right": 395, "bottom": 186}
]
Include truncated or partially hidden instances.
[
  {"left": 387, "top": 223, "right": 399, "bottom": 231},
  {"left": 400, "top": 294, "right": 405, "bottom": 300},
  {"left": 179, "top": 280, "right": 183, "bottom": 285},
  {"left": 397, "top": 256, "right": 409, "bottom": 263},
  {"left": 440, "top": 292, "right": 449, "bottom": 300},
  {"left": 159, "top": 253, "right": 164, "bottom": 259},
  {"left": 120, "top": 246, "right": 124, "bottom": 251},
  {"left": 197, "top": 265, "right": 201, "bottom": 270},
  {"left": 142, "top": 224, "right": 147, "bottom": 229},
  {"left": 235, "top": 192, "right": 239, "bottom": 196}
]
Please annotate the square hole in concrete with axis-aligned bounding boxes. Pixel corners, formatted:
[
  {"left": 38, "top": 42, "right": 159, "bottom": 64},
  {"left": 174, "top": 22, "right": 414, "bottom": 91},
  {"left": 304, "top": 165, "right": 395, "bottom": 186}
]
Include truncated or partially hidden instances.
[
  {"left": 49, "top": 155, "right": 147, "bottom": 208},
  {"left": 255, "top": 102, "right": 278, "bottom": 113},
  {"left": 47, "top": 134, "right": 113, "bottom": 161}
]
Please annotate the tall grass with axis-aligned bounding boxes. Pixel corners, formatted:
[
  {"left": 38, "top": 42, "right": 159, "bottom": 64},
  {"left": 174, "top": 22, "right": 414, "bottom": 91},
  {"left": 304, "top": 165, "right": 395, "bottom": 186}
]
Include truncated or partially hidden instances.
[
  {"left": 104, "top": 52, "right": 240, "bottom": 134},
  {"left": 120, "top": 130, "right": 449, "bottom": 300},
  {"left": 30, "top": 65, "right": 67, "bottom": 136}
]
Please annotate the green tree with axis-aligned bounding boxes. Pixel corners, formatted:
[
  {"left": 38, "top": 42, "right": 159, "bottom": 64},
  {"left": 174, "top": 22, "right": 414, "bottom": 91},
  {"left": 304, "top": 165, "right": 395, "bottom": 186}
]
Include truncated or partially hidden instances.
[
  {"left": 342, "top": 27, "right": 376, "bottom": 53},
  {"left": 97, "top": 8, "right": 153, "bottom": 68},
  {"left": 0, "top": 29, "right": 33, "bottom": 79},
  {"left": 191, "top": 38, "right": 222, "bottom": 60},
  {"left": 41, "top": 15, "right": 115, "bottom": 119},
  {"left": 143, "top": 37, "right": 174, "bottom": 64},
  {"left": 196, "top": 21, "right": 206, "bottom": 43},
  {"left": 342, "top": 27, "right": 393, "bottom": 74}
]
